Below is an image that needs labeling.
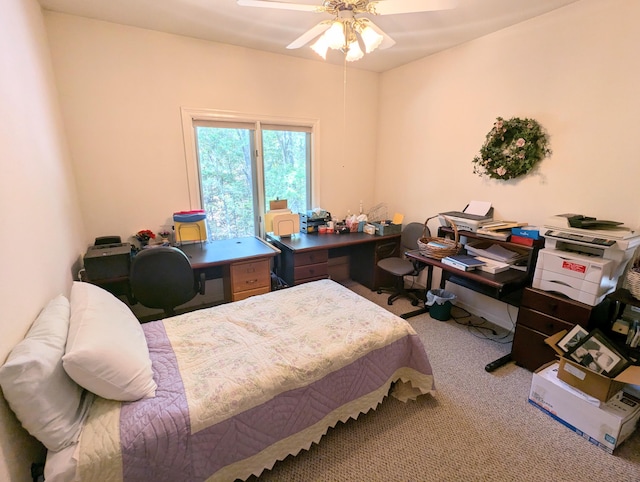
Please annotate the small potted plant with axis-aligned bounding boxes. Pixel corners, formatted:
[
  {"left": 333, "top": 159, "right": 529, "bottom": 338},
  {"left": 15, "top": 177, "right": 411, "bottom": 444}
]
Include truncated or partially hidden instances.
[{"left": 134, "top": 229, "right": 156, "bottom": 247}]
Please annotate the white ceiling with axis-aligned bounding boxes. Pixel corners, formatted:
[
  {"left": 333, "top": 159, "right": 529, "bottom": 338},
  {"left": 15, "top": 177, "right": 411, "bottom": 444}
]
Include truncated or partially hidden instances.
[{"left": 38, "top": 0, "right": 581, "bottom": 72}]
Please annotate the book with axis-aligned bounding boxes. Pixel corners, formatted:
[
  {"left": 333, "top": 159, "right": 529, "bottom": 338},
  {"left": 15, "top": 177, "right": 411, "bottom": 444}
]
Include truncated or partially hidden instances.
[
  {"left": 441, "top": 255, "right": 486, "bottom": 271},
  {"left": 480, "top": 221, "right": 527, "bottom": 231},
  {"left": 474, "top": 256, "right": 510, "bottom": 274},
  {"left": 475, "top": 228, "right": 511, "bottom": 240}
]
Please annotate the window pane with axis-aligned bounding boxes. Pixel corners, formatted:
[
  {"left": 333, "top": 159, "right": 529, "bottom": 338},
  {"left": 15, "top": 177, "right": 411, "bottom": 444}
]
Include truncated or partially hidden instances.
[
  {"left": 195, "top": 126, "right": 256, "bottom": 240},
  {"left": 262, "top": 129, "right": 309, "bottom": 215}
]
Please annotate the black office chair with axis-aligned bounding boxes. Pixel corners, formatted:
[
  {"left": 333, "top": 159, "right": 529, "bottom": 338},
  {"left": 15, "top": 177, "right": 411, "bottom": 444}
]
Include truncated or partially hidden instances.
[
  {"left": 377, "top": 222, "right": 429, "bottom": 306},
  {"left": 129, "top": 247, "right": 205, "bottom": 317}
]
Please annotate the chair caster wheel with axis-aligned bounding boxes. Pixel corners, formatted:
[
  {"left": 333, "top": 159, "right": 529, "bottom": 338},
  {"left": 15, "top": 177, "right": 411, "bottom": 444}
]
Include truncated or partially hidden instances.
[
  {"left": 387, "top": 300, "right": 393, "bottom": 305},
  {"left": 411, "top": 299, "right": 419, "bottom": 306},
  {"left": 377, "top": 290, "right": 383, "bottom": 294}
]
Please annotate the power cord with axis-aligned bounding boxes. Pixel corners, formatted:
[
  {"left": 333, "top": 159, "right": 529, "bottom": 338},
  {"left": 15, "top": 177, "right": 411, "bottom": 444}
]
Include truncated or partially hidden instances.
[{"left": 451, "top": 304, "right": 515, "bottom": 344}]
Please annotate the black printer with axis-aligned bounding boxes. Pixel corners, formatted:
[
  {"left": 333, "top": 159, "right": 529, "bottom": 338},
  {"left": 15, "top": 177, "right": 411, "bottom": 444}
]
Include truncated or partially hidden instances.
[{"left": 83, "top": 243, "right": 132, "bottom": 281}]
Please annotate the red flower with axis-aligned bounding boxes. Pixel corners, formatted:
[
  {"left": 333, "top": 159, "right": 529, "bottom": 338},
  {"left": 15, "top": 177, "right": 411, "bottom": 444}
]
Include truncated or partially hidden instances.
[{"left": 135, "top": 229, "right": 156, "bottom": 242}]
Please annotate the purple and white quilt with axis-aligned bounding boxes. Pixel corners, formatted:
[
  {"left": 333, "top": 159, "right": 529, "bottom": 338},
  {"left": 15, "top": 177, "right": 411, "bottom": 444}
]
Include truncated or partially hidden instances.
[{"left": 69, "top": 280, "right": 434, "bottom": 481}]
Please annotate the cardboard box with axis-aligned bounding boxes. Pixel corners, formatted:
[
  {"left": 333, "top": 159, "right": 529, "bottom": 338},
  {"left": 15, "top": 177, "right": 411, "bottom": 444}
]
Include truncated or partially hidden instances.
[
  {"left": 269, "top": 199, "right": 288, "bottom": 210},
  {"left": 529, "top": 362, "right": 640, "bottom": 454},
  {"left": 545, "top": 331, "right": 640, "bottom": 402}
]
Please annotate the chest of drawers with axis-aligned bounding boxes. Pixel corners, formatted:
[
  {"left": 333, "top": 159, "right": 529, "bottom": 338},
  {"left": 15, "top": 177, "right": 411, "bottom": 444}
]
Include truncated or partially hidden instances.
[{"left": 511, "top": 287, "right": 594, "bottom": 371}]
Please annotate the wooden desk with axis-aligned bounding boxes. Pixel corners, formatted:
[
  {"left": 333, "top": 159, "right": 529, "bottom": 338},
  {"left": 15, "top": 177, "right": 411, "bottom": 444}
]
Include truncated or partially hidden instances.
[
  {"left": 405, "top": 250, "right": 531, "bottom": 302},
  {"left": 88, "top": 236, "right": 279, "bottom": 303},
  {"left": 404, "top": 226, "right": 543, "bottom": 369},
  {"left": 180, "top": 236, "right": 280, "bottom": 301},
  {"left": 405, "top": 227, "right": 539, "bottom": 303},
  {"left": 267, "top": 232, "right": 401, "bottom": 290}
]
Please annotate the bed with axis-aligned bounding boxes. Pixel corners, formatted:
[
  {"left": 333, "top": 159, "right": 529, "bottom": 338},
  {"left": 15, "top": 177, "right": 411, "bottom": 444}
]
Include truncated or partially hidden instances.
[{"left": 1, "top": 279, "right": 434, "bottom": 482}]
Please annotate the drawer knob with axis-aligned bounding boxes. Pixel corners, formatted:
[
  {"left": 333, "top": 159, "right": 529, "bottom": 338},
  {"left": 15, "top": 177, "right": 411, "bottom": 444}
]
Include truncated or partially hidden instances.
[{"left": 246, "top": 279, "right": 258, "bottom": 285}]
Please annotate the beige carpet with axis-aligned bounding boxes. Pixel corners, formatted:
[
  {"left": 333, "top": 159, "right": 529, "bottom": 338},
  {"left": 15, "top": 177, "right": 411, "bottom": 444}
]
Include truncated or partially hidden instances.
[{"left": 252, "top": 282, "right": 640, "bottom": 482}]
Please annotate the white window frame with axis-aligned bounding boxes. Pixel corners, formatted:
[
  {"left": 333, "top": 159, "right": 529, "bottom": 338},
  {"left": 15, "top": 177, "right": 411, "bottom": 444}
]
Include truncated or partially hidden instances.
[{"left": 180, "top": 107, "right": 321, "bottom": 235}]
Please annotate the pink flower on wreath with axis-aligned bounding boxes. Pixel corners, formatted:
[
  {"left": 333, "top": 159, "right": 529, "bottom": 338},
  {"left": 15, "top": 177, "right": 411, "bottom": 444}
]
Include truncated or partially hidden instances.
[
  {"left": 516, "top": 138, "right": 526, "bottom": 148},
  {"left": 495, "top": 166, "right": 507, "bottom": 176}
]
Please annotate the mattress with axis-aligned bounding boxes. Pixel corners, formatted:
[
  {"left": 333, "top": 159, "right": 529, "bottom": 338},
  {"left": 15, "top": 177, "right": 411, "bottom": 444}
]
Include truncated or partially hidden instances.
[{"left": 46, "top": 279, "right": 434, "bottom": 481}]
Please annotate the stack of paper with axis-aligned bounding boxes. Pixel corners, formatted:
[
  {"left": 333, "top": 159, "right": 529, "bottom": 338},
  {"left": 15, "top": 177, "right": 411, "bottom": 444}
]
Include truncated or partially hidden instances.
[
  {"left": 476, "top": 221, "right": 528, "bottom": 240},
  {"left": 474, "top": 256, "right": 511, "bottom": 274},
  {"left": 465, "top": 243, "right": 526, "bottom": 264},
  {"left": 441, "top": 255, "right": 486, "bottom": 271}
]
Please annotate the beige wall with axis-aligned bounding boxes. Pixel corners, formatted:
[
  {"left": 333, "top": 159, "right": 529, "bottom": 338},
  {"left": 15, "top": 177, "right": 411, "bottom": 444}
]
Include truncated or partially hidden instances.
[
  {"left": 376, "top": 0, "right": 640, "bottom": 327},
  {"left": 44, "top": 12, "right": 380, "bottom": 245},
  {"left": 2, "top": 0, "right": 639, "bottom": 479},
  {"left": 0, "top": 1, "right": 86, "bottom": 480}
]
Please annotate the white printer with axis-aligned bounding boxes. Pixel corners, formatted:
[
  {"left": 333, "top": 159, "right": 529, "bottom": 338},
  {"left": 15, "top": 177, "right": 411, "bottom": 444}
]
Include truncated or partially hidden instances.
[
  {"left": 533, "top": 214, "right": 640, "bottom": 305},
  {"left": 439, "top": 201, "right": 494, "bottom": 232}
]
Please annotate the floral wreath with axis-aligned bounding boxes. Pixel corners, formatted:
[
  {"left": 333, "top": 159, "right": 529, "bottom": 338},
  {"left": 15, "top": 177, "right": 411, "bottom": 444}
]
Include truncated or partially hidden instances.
[{"left": 472, "top": 117, "right": 551, "bottom": 180}]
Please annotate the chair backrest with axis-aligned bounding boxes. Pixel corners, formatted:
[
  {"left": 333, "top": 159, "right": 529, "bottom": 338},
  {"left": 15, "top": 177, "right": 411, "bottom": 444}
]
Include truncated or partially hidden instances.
[
  {"left": 401, "top": 222, "right": 429, "bottom": 252},
  {"left": 129, "top": 247, "right": 197, "bottom": 312}
]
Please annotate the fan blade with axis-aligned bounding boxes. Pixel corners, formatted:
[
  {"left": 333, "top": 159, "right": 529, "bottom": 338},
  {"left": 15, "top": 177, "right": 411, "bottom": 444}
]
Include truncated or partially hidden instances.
[
  {"left": 237, "top": 0, "right": 320, "bottom": 12},
  {"left": 369, "top": 0, "right": 458, "bottom": 15},
  {"left": 287, "top": 21, "right": 332, "bottom": 49},
  {"left": 366, "top": 20, "right": 396, "bottom": 49}
]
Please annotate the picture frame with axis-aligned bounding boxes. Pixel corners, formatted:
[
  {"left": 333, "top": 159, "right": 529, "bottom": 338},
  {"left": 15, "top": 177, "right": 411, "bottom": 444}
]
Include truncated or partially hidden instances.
[
  {"left": 556, "top": 325, "right": 589, "bottom": 353},
  {"left": 565, "top": 329, "right": 630, "bottom": 377}
]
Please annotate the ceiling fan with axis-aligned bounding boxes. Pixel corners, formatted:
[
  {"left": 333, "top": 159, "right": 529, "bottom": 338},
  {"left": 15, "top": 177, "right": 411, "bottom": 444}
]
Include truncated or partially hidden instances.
[{"left": 237, "top": 1, "right": 458, "bottom": 62}]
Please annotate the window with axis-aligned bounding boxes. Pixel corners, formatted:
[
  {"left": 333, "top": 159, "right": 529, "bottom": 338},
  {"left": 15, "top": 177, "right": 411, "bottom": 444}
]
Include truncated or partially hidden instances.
[{"left": 181, "top": 109, "right": 318, "bottom": 240}]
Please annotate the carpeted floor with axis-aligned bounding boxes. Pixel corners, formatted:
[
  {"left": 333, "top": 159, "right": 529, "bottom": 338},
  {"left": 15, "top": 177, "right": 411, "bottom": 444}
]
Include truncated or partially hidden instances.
[{"left": 253, "top": 281, "right": 640, "bottom": 482}]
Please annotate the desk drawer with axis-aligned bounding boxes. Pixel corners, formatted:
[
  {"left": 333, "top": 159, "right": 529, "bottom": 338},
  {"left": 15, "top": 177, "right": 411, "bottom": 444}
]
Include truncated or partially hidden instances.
[
  {"left": 516, "top": 307, "right": 574, "bottom": 336},
  {"left": 511, "top": 324, "right": 559, "bottom": 371},
  {"left": 294, "top": 263, "right": 329, "bottom": 281},
  {"left": 230, "top": 259, "right": 270, "bottom": 293},
  {"left": 294, "top": 250, "right": 328, "bottom": 267},
  {"left": 521, "top": 288, "right": 591, "bottom": 323},
  {"left": 233, "top": 286, "right": 270, "bottom": 301}
]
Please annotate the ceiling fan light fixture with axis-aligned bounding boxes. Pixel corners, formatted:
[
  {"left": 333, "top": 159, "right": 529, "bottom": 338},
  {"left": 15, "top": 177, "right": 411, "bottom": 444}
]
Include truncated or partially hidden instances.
[
  {"left": 345, "top": 40, "right": 364, "bottom": 62},
  {"left": 324, "top": 20, "right": 346, "bottom": 50},
  {"left": 310, "top": 35, "right": 330, "bottom": 59},
  {"left": 359, "top": 24, "right": 383, "bottom": 53}
]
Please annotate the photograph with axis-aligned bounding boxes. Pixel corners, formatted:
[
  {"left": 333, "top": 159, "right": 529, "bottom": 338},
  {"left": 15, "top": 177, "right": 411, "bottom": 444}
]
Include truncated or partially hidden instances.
[
  {"left": 556, "top": 325, "right": 589, "bottom": 352},
  {"left": 566, "top": 329, "right": 630, "bottom": 377}
]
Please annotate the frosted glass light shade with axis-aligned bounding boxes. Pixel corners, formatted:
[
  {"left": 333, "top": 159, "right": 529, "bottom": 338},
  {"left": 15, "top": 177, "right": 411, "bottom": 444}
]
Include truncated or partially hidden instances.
[
  {"left": 310, "top": 35, "right": 330, "bottom": 59},
  {"left": 325, "top": 21, "right": 346, "bottom": 50},
  {"left": 360, "top": 25, "right": 383, "bottom": 53},
  {"left": 345, "top": 40, "right": 364, "bottom": 62}
]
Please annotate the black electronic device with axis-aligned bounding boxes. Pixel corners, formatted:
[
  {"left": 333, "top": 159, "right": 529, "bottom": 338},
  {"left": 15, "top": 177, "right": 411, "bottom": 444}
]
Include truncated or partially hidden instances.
[
  {"left": 83, "top": 243, "right": 131, "bottom": 281},
  {"left": 94, "top": 235, "right": 122, "bottom": 246}
]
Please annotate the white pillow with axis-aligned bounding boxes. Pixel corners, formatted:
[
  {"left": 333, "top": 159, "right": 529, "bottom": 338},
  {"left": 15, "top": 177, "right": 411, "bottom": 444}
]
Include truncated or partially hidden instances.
[
  {"left": 0, "top": 295, "right": 92, "bottom": 451},
  {"left": 63, "top": 282, "right": 156, "bottom": 401}
]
